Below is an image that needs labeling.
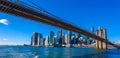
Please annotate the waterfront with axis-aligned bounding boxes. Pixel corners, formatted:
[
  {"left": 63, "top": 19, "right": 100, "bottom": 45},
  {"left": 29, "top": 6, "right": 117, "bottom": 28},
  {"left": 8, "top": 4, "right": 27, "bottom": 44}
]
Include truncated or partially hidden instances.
[{"left": 0, "top": 46, "right": 120, "bottom": 58}]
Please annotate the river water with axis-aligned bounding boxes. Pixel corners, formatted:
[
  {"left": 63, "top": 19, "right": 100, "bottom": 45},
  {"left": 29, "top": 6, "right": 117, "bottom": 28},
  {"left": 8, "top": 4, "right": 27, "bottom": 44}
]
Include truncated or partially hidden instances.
[{"left": 0, "top": 46, "right": 120, "bottom": 58}]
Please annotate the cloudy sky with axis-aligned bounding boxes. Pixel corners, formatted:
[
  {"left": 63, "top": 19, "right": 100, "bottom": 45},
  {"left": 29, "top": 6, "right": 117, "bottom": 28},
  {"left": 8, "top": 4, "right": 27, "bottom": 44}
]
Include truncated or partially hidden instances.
[{"left": 0, "top": 0, "right": 120, "bottom": 45}]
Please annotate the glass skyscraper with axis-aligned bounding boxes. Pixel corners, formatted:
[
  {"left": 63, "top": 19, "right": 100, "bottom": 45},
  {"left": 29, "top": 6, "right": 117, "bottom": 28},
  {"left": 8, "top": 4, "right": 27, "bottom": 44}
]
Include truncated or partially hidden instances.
[
  {"left": 49, "top": 31, "right": 54, "bottom": 45},
  {"left": 57, "top": 29, "right": 63, "bottom": 45},
  {"left": 68, "top": 31, "right": 72, "bottom": 44},
  {"left": 31, "top": 32, "right": 42, "bottom": 46},
  {"left": 45, "top": 36, "right": 49, "bottom": 46}
]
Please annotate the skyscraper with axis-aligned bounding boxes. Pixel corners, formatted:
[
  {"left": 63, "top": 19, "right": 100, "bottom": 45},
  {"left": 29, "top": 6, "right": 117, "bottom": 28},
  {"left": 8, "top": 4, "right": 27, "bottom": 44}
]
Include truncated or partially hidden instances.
[
  {"left": 68, "top": 31, "right": 72, "bottom": 44},
  {"left": 91, "top": 27, "right": 94, "bottom": 33},
  {"left": 57, "top": 29, "right": 63, "bottom": 45},
  {"left": 39, "top": 33, "right": 43, "bottom": 46},
  {"left": 49, "top": 31, "right": 54, "bottom": 45},
  {"left": 76, "top": 33, "right": 81, "bottom": 44},
  {"left": 31, "top": 32, "right": 42, "bottom": 46},
  {"left": 65, "top": 34, "right": 68, "bottom": 44},
  {"left": 62, "top": 33, "right": 65, "bottom": 45},
  {"left": 53, "top": 36, "right": 57, "bottom": 45},
  {"left": 71, "top": 35, "right": 75, "bottom": 44},
  {"left": 40, "top": 38, "right": 44, "bottom": 46},
  {"left": 66, "top": 31, "right": 72, "bottom": 47},
  {"left": 45, "top": 36, "right": 49, "bottom": 46}
]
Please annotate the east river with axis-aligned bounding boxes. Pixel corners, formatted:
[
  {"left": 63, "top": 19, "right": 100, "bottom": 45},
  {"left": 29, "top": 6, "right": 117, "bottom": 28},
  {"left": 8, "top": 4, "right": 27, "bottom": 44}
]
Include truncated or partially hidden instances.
[{"left": 0, "top": 46, "right": 120, "bottom": 58}]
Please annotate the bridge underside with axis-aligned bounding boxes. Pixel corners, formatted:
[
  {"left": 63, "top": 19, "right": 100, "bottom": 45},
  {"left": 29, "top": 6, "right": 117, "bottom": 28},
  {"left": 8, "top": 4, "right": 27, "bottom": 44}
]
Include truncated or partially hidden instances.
[{"left": 0, "top": 0, "right": 119, "bottom": 49}]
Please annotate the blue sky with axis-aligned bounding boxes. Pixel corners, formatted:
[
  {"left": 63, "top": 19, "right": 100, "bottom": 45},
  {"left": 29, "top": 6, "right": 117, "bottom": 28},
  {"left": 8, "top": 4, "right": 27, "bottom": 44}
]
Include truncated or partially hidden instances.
[{"left": 0, "top": 0, "right": 120, "bottom": 45}]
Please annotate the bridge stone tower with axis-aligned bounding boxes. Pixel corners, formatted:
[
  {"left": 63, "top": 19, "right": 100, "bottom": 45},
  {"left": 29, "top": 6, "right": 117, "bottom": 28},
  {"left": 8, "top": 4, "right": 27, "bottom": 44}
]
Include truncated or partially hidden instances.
[{"left": 96, "top": 26, "right": 107, "bottom": 49}]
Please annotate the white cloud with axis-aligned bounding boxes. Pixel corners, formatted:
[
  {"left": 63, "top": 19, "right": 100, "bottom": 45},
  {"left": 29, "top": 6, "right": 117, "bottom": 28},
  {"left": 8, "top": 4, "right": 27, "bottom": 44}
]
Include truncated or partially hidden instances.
[
  {"left": 3, "top": 38, "right": 8, "bottom": 41},
  {"left": 0, "top": 19, "right": 9, "bottom": 25}
]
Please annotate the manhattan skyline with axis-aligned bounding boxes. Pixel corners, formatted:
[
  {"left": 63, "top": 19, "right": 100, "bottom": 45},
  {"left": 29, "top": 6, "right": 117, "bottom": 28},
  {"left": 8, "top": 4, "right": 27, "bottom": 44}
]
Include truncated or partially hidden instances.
[{"left": 0, "top": 0, "right": 120, "bottom": 45}]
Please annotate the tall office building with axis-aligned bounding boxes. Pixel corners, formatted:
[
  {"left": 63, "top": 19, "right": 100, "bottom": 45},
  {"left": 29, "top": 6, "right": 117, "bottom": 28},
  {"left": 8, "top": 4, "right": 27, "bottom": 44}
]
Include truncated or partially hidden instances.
[
  {"left": 45, "top": 36, "right": 49, "bottom": 46},
  {"left": 39, "top": 34, "right": 43, "bottom": 46},
  {"left": 62, "top": 33, "right": 65, "bottom": 44},
  {"left": 65, "top": 34, "right": 68, "bottom": 44},
  {"left": 43, "top": 38, "right": 46, "bottom": 46},
  {"left": 53, "top": 36, "right": 57, "bottom": 45},
  {"left": 66, "top": 31, "right": 72, "bottom": 47},
  {"left": 71, "top": 35, "right": 75, "bottom": 44},
  {"left": 91, "top": 27, "right": 94, "bottom": 33},
  {"left": 31, "top": 32, "right": 42, "bottom": 46},
  {"left": 76, "top": 33, "right": 81, "bottom": 44},
  {"left": 40, "top": 38, "right": 44, "bottom": 46},
  {"left": 90, "top": 27, "right": 95, "bottom": 44},
  {"left": 49, "top": 31, "right": 54, "bottom": 45},
  {"left": 68, "top": 31, "right": 72, "bottom": 44},
  {"left": 57, "top": 29, "right": 63, "bottom": 45}
]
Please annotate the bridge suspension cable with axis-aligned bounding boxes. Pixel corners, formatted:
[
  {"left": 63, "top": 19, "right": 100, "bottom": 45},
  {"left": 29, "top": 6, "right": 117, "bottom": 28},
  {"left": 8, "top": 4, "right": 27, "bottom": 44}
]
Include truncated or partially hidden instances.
[{"left": 26, "top": 0, "right": 82, "bottom": 30}]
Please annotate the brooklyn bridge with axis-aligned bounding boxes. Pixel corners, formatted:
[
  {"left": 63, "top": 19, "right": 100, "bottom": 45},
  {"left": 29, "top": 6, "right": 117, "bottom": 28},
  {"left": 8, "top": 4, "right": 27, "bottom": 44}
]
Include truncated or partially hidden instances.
[{"left": 0, "top": 0, "right": 119, "bottom": 49}]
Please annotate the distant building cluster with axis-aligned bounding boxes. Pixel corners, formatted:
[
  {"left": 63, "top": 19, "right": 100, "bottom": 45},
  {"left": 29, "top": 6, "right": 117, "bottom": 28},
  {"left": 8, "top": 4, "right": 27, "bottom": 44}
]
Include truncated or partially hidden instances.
[{"left": 31, "top": 29, "right": 96, "bottom": 47}]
